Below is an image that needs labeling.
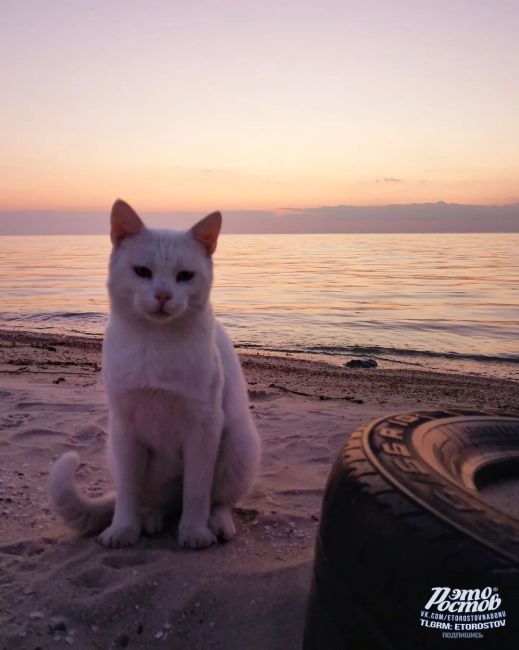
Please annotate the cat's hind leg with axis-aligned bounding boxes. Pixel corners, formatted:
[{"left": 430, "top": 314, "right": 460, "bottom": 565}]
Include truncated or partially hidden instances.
[
  {"left": 209, "top": 504, "right": 235, "bottom": 541},
  {"left": 210, "top": 412, "right": 260, "bottom": 541}
]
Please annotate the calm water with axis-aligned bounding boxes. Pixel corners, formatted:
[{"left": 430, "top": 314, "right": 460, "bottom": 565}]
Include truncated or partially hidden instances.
[{"left": 1, "top": 234, "right": 518, "bottom": 378}]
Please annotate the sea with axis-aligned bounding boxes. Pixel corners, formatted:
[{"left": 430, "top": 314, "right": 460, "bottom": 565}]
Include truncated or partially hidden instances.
[{"left": 1, "top": 233, "right": 518, "bottom": 379}]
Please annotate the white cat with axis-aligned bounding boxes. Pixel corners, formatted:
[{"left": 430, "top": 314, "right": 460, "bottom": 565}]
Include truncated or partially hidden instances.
[{"left": 48, "top": 200, "right": 261, "bottom": 549}]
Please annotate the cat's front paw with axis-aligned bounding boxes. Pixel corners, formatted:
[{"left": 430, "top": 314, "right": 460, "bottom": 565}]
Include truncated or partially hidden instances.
[
  {"left": 178, "top": 524, "right": 217, "bottom": 550},
  {"left": 98, "top": 523, "right": 141, "bottom": 548}
]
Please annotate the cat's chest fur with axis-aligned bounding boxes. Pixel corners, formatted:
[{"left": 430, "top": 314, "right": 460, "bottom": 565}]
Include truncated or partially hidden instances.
[
  {"left": 102, "top": 314, "right": 223, "bottom": 404},
  {"left": 103, "top": 317, "right": 224, "bottom": 464},
  {"left": 111, "top": 388, "right": 203, "bottom": 465}
]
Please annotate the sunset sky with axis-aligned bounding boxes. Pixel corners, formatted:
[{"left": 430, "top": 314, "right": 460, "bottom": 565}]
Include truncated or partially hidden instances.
[{"left": 1, "top": 0, "right": 518, "bottom": 213}]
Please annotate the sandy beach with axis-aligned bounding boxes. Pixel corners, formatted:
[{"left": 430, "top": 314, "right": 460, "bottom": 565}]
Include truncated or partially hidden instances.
[{"left": 1, "top": 329, "right": 518, "bottom": 650}]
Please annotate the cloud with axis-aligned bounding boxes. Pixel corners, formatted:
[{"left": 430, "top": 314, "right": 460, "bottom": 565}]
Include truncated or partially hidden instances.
[
  {"left": 2, "top": 203, "right": 518, "bottom": 235},
  {"left": 375, "top": 177, "right": 404, "bottom": 184}
]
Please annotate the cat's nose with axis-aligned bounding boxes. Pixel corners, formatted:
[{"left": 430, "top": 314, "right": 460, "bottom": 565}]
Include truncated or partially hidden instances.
[{"left": 154, "top": 290, "right": 172, "bottom": 305}]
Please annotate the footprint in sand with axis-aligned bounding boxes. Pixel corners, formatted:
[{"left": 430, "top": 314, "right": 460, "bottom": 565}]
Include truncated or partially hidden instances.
[
  {"left": 10, "top": 428, "right": 83, "bottom": 454},
  {"left": 101, "top": 552, "right": 150, "bottom": 569},
  {"left": 11, "top": 428, "right": 67, "bottom": 441},
  {"left": 0, "top": 539, "right": 47, "bottom": 557},
  {"left": 73, "top": 425, "right": 106, "bottom": 442},
  {"left": 0, "top": 413, "right": 31, "bottom": 430},
  {"left": 15, "top": 401, "right": 99, "bottom": 413},
  {"left": 68, "top": 565, "right": 109, "bottom": 590},
  {"left": 66, "top": 551, "right": 153, "bottom": 594}
]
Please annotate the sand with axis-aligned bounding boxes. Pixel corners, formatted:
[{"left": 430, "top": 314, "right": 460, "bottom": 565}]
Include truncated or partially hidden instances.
[{"left": 0, "top": 329, "right": 518, "bottom": 649}]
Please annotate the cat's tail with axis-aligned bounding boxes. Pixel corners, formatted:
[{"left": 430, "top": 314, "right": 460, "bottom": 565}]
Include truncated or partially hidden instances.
[{"left": 48, "top": 451, "right": 115, "bottom": 535}]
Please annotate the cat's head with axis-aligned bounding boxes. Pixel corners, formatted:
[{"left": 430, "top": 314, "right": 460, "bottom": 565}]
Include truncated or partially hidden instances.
[{"left": 108, "top": 199, "right": 221, "bottom": 324}]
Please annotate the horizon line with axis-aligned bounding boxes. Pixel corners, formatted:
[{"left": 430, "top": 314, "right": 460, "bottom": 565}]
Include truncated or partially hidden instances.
[{"left": 1, "top": 199, "right": 519, "bottom": 215}]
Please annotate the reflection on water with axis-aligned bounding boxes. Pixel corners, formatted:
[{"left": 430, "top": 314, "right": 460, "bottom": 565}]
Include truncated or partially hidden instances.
[{"left": 1, "top": 233, "right": 518, "bottom": 377}]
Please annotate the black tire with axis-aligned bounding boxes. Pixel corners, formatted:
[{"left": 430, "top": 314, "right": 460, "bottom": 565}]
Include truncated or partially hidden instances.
[{"left": 304, "top": 409, "right": 519, "bottom": 650}]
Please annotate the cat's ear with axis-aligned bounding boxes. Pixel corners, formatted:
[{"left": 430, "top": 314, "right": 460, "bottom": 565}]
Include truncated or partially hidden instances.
[
  {"left": 190, "top": 211, "right": 222, "bottom": 256},
  {"left": 110, "top": 199, "right": 145, "bottom": 246}
]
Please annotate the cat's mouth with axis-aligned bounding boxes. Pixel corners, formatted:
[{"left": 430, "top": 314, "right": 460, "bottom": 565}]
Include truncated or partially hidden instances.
[
  {"left": 146, "top": 305, "right": 182, "bottom": 322},
  {"left": 152, "top": 309, "right": 171, "bottom": 319}
]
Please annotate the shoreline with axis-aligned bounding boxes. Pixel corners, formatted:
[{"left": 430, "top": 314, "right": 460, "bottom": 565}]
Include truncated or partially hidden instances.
[
  {"left": 2, "top": 323, "right": 518, "bottom": 382},
  {"left": 1, "top": 326, "right": 518, "bottom": 410}
]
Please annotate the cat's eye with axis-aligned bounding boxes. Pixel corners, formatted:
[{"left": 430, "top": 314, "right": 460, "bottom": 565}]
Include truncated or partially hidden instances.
[
  {"left": 176, "top": 270, "right": 194, "bottom": 283},
  {"left": 133, "top": 266, "right": 153, "bottom": 279}
]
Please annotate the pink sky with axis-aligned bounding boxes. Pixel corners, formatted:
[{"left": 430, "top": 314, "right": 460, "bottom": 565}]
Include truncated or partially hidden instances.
[{"left": 1, "top": 0, "right": 518, "bottom": 213}]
